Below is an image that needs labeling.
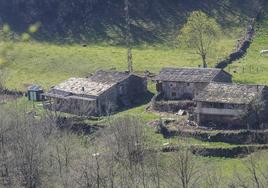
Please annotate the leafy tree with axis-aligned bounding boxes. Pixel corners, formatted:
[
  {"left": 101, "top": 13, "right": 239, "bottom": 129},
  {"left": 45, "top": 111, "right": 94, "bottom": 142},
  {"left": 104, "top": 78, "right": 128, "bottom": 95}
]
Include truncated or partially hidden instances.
[{"left": 180, "top": 11, "right": 220, "bottom": 68}]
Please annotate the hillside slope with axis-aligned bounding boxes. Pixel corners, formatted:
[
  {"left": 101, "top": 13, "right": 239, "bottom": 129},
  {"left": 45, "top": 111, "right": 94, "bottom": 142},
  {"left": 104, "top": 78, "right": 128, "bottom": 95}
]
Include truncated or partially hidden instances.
[{"left": 0, "top": 0, "right": 260, "bottom": 43}]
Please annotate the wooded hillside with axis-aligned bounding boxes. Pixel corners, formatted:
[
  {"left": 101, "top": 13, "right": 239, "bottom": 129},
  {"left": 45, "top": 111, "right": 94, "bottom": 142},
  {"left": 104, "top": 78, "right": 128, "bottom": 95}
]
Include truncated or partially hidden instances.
[{"left": 0, "top": 0, "right": 261, "bottom": 43}]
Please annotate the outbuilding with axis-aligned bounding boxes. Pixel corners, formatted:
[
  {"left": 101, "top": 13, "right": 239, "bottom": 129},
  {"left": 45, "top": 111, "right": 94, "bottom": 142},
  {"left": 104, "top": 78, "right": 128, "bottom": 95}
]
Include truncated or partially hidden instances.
[
  {"left": 27, "top": 85, "right": 44, "bottom": 101},
  {"left": 43, "top": 70, "right": 147, "bottom": 116}
]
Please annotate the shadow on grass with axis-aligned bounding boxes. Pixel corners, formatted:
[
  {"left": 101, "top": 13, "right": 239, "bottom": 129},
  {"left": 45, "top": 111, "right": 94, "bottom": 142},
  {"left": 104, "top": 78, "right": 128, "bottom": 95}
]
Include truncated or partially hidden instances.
[
  {"left": 0, "top": 0, "right": 255, "bottom": 45},
  {"left": 116, "top": 90, "right": 155, "bottom": 114},
  {"left": 56, "top": 116, "right": 104, "bottom": 135}
]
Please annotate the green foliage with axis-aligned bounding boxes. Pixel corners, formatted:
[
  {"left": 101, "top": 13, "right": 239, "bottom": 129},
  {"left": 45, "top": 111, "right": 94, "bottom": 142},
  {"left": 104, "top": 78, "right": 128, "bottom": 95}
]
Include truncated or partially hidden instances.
[
  {"left": 179, "top": 11, "right": 221, "bottom": 67},
  {"left": 21, "top": 33, "right": 31, "bottom": 42},
  {"left": 28, "top": 22, "right": 41, "bottom": 34},
  {"left": 0, "top": 0, "right": 254, "bottom": 44}
]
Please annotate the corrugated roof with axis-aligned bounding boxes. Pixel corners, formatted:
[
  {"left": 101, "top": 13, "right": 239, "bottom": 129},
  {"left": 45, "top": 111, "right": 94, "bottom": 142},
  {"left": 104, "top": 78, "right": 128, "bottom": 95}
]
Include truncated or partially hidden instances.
[
  {"left": 28, "top": 85, "right": 43, "bottom": 91},
  {"left": 194, "top": 82, "right": 266, "bottom": 104},
  {"left": 154, "top": 67, "right": 224, "bottom": 83}
]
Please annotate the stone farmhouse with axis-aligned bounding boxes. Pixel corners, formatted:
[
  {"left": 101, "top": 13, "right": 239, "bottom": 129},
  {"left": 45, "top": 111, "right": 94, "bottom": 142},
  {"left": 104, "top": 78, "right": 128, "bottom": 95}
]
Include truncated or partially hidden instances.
[
  {"left": 43, "top": 70, "right": 147, "bottom": 116},
  {"left": 154, "top": 67, "right": 232, "bottom": 100},
  {"left": 194, "top": 82, "right": 268, "bottom": 129}
]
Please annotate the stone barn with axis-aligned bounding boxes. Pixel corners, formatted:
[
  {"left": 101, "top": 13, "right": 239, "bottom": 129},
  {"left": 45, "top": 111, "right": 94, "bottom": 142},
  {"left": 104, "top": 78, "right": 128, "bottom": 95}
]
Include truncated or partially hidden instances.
[
  {"left": 43, "top": 70, "right": 147, "bottom": 116},
  {"left": 194, "top": 82, "right": 268, "bottom": 129},
  {"left": 154, "top": 67, "right": 232, "bottom": 100}
]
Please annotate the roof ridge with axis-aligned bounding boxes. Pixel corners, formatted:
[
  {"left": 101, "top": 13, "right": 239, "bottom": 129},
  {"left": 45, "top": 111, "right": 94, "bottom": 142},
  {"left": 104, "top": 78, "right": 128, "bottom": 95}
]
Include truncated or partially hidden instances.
[
  {"left": 163, "top": 67, "right": 221, "bottom": 70},
  {"left": 210, "top": 82, "right": 266, "bottom": 87},
  {"left": 155, "top": 67, "right": 225, "bottom": 83}
]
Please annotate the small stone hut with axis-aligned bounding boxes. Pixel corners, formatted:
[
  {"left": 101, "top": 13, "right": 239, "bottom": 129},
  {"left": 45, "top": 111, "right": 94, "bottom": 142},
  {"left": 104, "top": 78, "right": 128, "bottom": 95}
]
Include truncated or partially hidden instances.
[
  {"left": 154, "top": 67, "right": 232, "bottom": 100},
  {"left": 43, "top": 70, "right": 147, "bottom": 116},
  {"left": 194, "top": 82, "right": 268, "bottom": 129}
]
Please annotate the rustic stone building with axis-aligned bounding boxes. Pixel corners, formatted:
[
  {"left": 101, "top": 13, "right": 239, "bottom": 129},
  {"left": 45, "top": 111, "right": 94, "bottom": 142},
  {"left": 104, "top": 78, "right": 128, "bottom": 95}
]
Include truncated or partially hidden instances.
[
  {"left": 154, "top": 67, "right": 232, "bottom": 100},
  {"left": 194, "top": 82, "right": 268, "bottom": 129},
  {"left": 43, "top": 70, "right": 147, "bottom": 116}
]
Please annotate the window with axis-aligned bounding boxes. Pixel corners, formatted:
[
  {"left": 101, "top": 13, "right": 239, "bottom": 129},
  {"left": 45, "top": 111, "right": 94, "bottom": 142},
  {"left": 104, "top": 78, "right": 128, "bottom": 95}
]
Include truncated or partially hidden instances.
[
  {"left": 187, "top": 83, "right": 190, "bottom": 86},
  {"left": 225, "top": 104, "right": 237, "bottom": 109},
  {"left": 169, "top": 83, "right": 176, "bottom": 88},
  {"left": 213, "top": 103, "right": 224, "bottom": 109},
  {"left": 172, "top": 92, "right": 176, "bottom": 97}
]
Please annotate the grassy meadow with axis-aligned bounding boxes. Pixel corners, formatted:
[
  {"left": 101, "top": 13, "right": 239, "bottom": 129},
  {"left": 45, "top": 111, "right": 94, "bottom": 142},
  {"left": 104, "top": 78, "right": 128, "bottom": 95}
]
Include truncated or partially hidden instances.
[
  {"left": 226, "top": 7, "right": 268, "bottom": 85},
  {"left": 4, "top": 35, "right": 237, "bottom": 91}
]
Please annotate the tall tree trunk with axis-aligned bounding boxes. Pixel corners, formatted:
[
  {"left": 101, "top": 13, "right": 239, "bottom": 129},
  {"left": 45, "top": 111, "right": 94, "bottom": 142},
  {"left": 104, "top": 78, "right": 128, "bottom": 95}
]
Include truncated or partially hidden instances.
[
  {"left": 201, "top": 54, "right": 207, "bottom": 68},
  {"left": 127, "top": 48, "right": 133, "bottom": 72},
  {"left": 125, "top": 0, "right": 133, "bottom": 72}
]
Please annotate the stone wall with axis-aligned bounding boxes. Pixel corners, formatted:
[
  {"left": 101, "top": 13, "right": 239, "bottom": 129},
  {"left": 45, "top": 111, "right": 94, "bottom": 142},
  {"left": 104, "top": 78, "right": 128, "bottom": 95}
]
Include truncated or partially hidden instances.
[
  {"left": 215, "top": 18, "right": 256, "bottom": 69},
  {"left": 161, "top": 81, "right": 208, "bottom": 100},
  {"left": 151, "top": 98, "right": 195, "bottom": 113},
  {"left": 161, "top": 144, "right": 268, "bottom": 158},
  {"left": 0, "top": 88, "right": 24, "bottom": 97},
  {"left": 98, "top": 85, "right": 118, "bottom": 115},
  {"left": 123, "top": 75, "right": 148, "bottom": 102},
  {"left": 160, "top": 124, "right": 268, "bottom": 145},
  {"left": 198, "top": 113, "right": 246, "bottom": 129}
]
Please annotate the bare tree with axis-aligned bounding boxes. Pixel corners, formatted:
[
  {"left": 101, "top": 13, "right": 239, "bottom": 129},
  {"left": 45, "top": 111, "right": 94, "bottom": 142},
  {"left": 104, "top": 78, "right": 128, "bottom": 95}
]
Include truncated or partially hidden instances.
[
  {"left": 73, "top": 147, "right": 111, "bottom": 188},
  {"left": 50, "top": 132, "right": 77, "bottom": 188},
  {"left": 0, "top": 107, "right": 13, "bottom": 187},
  {"left": 168, "top": 147, "right": 201, "bottom": 188},
  {"left": 146, "top": 151, "right": 163, "bottom": 188},
  {"left": 233, "top": 152, "right": 268, "bottom": 188},
  {"left": 204, "top": 167, "right": 224, "bottom": 188},
  {"left": 0, "top": 105, "right": 46, "bottom": 188},
  {"left": 93, "top": 116, "right": 157, "bottom": 187}
]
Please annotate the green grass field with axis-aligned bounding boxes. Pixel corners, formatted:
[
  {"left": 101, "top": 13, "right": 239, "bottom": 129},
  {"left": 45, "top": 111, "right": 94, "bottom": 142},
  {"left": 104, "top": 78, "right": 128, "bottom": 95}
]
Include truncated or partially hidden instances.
[
  {"left": 226, "top": 6, "right": 268, "bottom": 85},
  {"left": 4, "top": 36, "right": 237, "bottom": 91}
]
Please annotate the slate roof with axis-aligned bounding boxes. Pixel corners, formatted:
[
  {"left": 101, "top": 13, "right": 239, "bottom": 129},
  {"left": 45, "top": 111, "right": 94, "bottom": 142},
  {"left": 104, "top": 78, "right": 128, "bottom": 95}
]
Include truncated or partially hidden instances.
[
  {"left": 88, "top": 70, "right": 131, "bottom": 84},
  {"left": 44, "top": 70, "right": 133, "bottom": 99},
  {"left": 47, "top": 77, "right": 115, "bottom": 97},
  {"left": 154, "top": 67, "right": 228, "bottom": 83},
  {"left": 194, "top": 82, "right": 266, "bottom": 104}
]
